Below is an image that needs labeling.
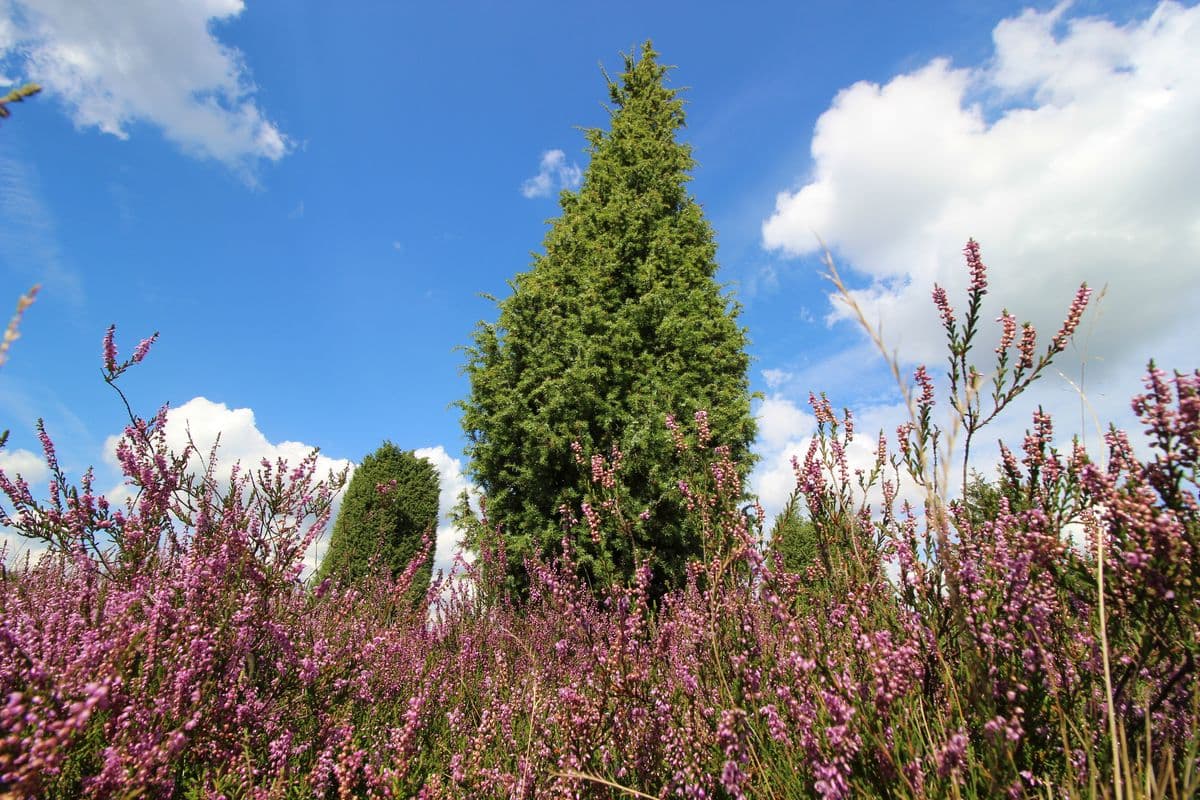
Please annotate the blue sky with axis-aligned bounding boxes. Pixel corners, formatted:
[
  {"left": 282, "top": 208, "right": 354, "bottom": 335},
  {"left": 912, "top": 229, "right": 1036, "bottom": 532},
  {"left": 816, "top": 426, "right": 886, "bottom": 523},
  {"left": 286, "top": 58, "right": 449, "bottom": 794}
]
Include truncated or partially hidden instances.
[{"left": 1, "top": 0, "right": 1197, "bottom": 572}]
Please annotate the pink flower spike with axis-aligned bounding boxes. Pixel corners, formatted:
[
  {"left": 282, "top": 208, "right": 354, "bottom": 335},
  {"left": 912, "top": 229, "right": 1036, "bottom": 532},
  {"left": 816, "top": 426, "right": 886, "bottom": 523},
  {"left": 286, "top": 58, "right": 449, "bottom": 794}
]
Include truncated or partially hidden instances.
[
  {"left": 693, "top": 409, "right": 711, "bottom": 443},
  {"left": 932, "top": 285, "right": 955, "bottom": 327},
  {"left": 36, "top": 419, "right": 59, "bottom": 474},
  {"left": 996, "top": 311, "right": 1017, "bottom": 355},
  {"left": 1051, "top": 283, "right": 1092, "bottom": 351},
  {"left": 1017, "top": 323, "right": 1037, "bottom": 369},
  {"left": 130, "top": 332, "right": 159, "bottom": 364},
  {"left": 914, "top": 365, "right": 935, "bottom": 408},
  {"left": 964, "top": 238, "right": 987, "bottom": 294},
  {"left": 103, "top": 325, "right": 118, "bottom": 373}
]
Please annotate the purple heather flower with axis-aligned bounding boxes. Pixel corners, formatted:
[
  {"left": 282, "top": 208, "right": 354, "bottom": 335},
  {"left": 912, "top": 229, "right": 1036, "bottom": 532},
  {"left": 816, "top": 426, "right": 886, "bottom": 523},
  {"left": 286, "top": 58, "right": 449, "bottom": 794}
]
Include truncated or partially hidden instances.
[
  {"left": 932, "top": 284, "right": 955, "bottom": 328},
  {"left": 102, "top": 324, "right": 118, "bottom": 373},
  {"left": 964, "top": 238, "right": 987, "bottom": 294},
  {"left": 996, "top": 310, "right": 1017, "bottom": 354}
]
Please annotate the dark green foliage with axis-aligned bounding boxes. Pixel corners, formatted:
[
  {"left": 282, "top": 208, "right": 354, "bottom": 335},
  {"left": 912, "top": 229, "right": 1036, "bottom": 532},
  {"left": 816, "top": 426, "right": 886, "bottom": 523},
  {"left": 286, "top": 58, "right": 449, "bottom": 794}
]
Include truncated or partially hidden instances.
[
  {"left": 769, "top": 493, "right": 819, "bottom": 575},
  {"left": 459, "top": 42, "right": 756, "bottom": 595},
  {"left": 317, "top": 442, "right": 439, "bottom": 598},
  {"left": 961, "top": 469, "right": 1004, "bottom": 526},
  {"left": 959, "top": 468, "right": 1031, "bottom": 527}
]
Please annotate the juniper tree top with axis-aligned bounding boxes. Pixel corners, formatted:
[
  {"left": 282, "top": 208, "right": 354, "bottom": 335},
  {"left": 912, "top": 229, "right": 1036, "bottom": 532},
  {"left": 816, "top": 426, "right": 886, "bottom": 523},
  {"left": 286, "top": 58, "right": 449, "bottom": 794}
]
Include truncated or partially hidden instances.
[{"left": 460, "top": 42, "right": 756, "bottom": 593}]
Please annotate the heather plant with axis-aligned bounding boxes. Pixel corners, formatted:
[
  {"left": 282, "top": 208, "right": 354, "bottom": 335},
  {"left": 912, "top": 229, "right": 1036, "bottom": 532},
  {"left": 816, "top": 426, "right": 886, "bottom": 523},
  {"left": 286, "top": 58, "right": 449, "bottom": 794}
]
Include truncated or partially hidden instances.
[{"left": 0, "top": 241, "right": 1197, "bottom": 799}]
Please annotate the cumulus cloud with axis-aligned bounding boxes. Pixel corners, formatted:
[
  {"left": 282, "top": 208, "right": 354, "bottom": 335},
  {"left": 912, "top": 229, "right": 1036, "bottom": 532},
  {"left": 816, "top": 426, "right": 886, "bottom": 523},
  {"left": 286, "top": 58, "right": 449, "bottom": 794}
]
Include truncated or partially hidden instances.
[
  {"left": 0, "top": 398, "right": 478, "bottom": 586},
  {"left": 761, "top": 1, "right": 1200, "bottom": 434},
  {"left": 413, "top": 445, "right": 474, "bottom": 579},
  {"left": 756, "top": 394, "right": 813, "bottom": 454},
  {"left": 0, "top": 0, "right": 288, "bottom": 170},
  {"left": 761, "top": 368, "right": 789, "bottom": 390},
  {"left": 521, "top": 149, "right": 582, "bottom": 198},
  {"left": 0, "top": 447, "right": 48, "bottom": 485},
  {"left": 750, "top": 394, "right": 813, "bottom": 520},
  {"left": 106, "top": 397, "right": 351, "bottom": 483}
]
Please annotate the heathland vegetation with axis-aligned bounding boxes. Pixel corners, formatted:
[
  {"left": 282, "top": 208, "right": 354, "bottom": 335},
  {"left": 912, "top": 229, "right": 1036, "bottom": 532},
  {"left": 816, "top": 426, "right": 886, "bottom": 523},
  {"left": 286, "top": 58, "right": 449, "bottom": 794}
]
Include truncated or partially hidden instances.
[{"left": 1, "top": 47, "right": 1198, "bottom": 799}]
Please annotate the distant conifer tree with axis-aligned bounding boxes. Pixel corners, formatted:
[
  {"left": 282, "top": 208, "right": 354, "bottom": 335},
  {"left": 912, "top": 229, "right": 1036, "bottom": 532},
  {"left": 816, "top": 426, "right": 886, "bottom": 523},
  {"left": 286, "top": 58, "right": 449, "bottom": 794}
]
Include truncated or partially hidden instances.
[{"left": 317, "top": 442, "right": 438, "bottom": 598}]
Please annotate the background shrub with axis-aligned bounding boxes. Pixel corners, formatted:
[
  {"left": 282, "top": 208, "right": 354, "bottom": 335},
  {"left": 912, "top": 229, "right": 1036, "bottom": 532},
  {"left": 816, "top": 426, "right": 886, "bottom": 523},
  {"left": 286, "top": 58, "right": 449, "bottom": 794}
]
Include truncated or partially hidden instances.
[{"left": 316, "top": 440, "right": 438, "bottom": 598}]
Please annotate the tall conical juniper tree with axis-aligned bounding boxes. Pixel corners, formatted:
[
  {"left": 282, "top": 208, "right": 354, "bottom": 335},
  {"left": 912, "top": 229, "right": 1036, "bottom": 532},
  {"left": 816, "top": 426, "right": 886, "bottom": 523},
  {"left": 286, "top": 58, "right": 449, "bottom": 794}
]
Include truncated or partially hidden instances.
[{"left": 460, "top": 43, "right": 756, "bottom": 595}]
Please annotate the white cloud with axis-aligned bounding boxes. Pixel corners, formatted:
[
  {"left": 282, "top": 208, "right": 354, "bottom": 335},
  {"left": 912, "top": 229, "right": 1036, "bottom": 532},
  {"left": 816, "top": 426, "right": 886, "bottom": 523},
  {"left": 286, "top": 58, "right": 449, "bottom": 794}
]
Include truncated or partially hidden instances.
[
  {"left": 761, "top": 368, "right": 789, "bottom": 390},
  {"left": 0, "top": 0, "right": 289, "bottom": 170},
  {"left": 761, "top": 0, "right": 1200, "bottom": 431},
  {"left": 0, "top": 409, "right": 481, "bottom": 586},
  {"left": 91, "top": 398, "right": 481, "bottom": 584},
  {"left": 0, "top": 447, "right": 48, "bottom": 484},
  {"left": 521, "top": 149, "right": 583, "bottom": 198},
  {"left": 751, "top": 394, "right": 813, "bottom": 520},
  {"left": 413, "top": 445, "right": 475, "bottom": 579},
  {"left": 0, "top": 13, "right": 16, "bottom": 62},
  {"left": 756, "top": 393, "right": 812, "bottom": 453}
]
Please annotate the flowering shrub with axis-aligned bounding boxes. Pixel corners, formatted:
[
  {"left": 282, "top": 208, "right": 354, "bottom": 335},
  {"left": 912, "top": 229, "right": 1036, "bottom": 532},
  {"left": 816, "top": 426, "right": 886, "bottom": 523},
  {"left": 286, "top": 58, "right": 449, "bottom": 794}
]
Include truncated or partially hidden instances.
[{"left": 0, "top": 241, "right": 1197, "bottom": 798}]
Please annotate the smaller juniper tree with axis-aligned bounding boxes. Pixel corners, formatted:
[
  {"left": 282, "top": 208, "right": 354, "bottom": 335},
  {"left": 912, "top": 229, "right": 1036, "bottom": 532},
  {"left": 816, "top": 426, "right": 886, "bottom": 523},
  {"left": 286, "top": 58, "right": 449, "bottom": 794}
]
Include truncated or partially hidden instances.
[
  {"left": 317, "top": 442, "right": 439, "bottom": 597},
  {"left": 769, "top": 493, "right": 819, "bottom": 575}
]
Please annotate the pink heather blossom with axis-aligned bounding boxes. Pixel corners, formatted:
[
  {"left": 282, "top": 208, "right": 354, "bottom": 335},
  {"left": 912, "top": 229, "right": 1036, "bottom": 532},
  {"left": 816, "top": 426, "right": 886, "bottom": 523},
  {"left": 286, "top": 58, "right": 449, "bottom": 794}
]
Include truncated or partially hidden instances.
[
  {"left": 130, "top": 333, "right": 158, "bottom": 365},
  {"left": 964, "top": 238, "right": 987, "bottom": 294},
  {"left": 935, "top": 730, "right": 969, "bottom": 777},
  {"left": 35, "top": 419, "right": 59, "bottom": 475},
  {"left": 809, "top": 392, "right": 836, "bottom": 426},
  {"left": 914, "top": 365, "right": 935, "bottom": 408},
  {"left": 932, "top": 285, "right": 955, "bottom": 327},
  {"left": 665, "top": 413, "right": 687, "bottom": 452},
  {"left": 996, "top": 310, "right": 1017, "bottom": 355},
  {"left": 1017, "top": 323, "right": 1037, "bottom": 369},
  {"left": 102, "top": 324, "right": 118, "bottom": 373},
  {"left": 580, "top": 501, "right": 602, "bottom": 544},
  {"left": 1051, "top": 283, "right": 1092, "bottom": 351}
]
